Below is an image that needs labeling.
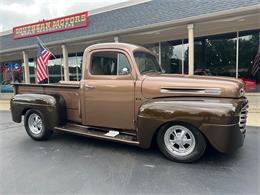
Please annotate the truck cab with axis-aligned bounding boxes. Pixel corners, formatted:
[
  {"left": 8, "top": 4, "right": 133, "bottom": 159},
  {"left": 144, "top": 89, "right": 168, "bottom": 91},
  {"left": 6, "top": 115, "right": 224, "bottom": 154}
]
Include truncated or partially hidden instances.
[{"left": 10, "top": 43, "right": 248, "bottom": 163}]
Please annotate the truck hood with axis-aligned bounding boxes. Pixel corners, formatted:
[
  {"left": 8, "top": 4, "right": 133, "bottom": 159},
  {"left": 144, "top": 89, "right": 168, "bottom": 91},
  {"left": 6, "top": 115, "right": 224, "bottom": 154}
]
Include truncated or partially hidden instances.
[{"left": 141, "top": 74, "right": 245, "bottom": 99}]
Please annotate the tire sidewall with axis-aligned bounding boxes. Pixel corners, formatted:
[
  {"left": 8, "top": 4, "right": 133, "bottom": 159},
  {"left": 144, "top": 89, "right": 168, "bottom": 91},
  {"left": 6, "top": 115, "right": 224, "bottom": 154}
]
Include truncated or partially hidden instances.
[
  {"left": 24, "top": 109, "right": 48, "bottom": 140},
  {"left": 157, "top": 123, "right": 206, "bottom": 163}
]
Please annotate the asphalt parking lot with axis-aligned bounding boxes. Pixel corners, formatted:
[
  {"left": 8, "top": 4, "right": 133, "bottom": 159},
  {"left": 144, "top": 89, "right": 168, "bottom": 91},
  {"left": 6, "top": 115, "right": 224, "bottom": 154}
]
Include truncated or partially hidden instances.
[{"left": 0, "top": 111, "right": 259, "bottom": 194}]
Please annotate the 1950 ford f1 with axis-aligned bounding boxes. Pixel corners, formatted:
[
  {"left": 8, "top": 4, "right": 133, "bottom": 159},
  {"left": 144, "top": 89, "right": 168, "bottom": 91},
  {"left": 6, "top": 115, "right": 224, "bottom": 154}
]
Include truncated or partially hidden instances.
[{"left": 10, "top": 43, "right": 248, "bottom": 163}]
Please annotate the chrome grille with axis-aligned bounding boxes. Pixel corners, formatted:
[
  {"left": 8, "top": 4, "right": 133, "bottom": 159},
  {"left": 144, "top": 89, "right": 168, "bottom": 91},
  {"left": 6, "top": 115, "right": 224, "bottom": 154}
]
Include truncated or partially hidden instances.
[{"left": 239, "top": 103, "right": 248, "bottom": 134}]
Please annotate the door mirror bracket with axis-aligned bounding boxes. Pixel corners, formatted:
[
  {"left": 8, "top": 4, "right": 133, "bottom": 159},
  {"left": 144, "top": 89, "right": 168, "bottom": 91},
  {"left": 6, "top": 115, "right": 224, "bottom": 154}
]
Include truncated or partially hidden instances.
[{"left": 120, "top": 67, "right": 130, "bottom": 75}]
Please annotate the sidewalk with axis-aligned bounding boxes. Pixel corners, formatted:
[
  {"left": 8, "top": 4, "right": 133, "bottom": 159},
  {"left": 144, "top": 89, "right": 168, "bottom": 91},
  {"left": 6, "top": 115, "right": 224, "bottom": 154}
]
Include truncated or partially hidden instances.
[
  {"left": 0, "top": 99, "right": 259, "bottom": 126},
  {"left": 248, "top": 112, "right": 260, "bottom": 127},
  {"left": 0, "top": 100, "right": 10, "bottom": 111}
]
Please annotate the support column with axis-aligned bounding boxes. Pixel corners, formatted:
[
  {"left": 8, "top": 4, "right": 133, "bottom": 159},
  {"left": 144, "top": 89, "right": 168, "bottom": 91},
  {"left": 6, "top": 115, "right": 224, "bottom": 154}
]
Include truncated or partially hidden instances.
[
  {"left": 181, "top": 40, "right": 184, "bottom": 74},
  {"left": 236, "top": 32, "right": 239, "bottom": 78},
  {"left": 158, "top": 42, "right": 162, "bottom": 66},
  {"left": 61, "top": 44, "right": 69, "bottom": 81},
  {"left": 114, "top": 36, "right": 119, "bottom": 43},
  {"left": 187, "top": 24, "right": 194, "bottom": 75},
  {"left": 22, "top": 51, "right": 30, "bottom": 83}
]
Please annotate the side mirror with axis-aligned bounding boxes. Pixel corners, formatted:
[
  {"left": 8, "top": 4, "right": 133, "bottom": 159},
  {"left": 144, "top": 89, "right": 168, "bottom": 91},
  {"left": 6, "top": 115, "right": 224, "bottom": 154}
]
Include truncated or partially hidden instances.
[{"left": 120, "top": 67, "right": 129, "bottom": 75}]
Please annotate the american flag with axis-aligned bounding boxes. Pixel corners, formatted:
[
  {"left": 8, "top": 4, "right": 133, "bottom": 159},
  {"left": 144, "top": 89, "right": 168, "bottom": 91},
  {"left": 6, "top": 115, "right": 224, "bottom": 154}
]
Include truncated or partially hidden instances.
[{"left": 36, "top": 42, "right": 52, "bottom": 83}]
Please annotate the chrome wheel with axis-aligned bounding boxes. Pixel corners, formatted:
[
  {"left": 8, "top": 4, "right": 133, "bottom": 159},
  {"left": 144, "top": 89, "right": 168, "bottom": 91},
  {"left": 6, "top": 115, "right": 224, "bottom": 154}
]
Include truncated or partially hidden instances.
[
  {"left": 28, "top": 113, "right": 43, "bottom": 135},
  {"left": 164, "top": 125, "right": 196, "bottom": 157}
]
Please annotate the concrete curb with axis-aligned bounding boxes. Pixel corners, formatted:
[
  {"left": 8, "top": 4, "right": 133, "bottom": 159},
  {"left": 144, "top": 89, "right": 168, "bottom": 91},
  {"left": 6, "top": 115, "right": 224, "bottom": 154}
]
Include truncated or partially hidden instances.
[
  {"left": 0, "top": 93, "right": 14, "bottom": 100},
  {"left": 0, "top": 100, "right": 10, "bottom": 111}
]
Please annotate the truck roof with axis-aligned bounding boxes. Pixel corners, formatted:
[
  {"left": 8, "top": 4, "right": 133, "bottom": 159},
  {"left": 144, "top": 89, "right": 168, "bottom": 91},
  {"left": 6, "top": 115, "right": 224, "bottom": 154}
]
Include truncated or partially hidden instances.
[{"left": 84, "top": 42, "right": 153, "bottom": 54}]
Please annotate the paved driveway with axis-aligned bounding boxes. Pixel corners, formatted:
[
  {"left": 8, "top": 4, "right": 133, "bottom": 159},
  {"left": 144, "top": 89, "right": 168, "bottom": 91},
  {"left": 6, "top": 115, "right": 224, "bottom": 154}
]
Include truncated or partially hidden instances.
[{"left": 0, "top": 111, "right": 259, "bottom": 194}]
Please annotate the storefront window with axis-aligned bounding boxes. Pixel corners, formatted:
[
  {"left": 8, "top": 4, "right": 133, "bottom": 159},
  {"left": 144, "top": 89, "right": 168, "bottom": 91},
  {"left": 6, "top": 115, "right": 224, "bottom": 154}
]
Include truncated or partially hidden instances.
[
  {"left": 194, "top": 33, "right": 237, "bottom": 77},
  {"left": 48, "top": 55, "right": 63, "bottom": 83},
  {"left": 0, "top": 64, "right": 3, "bottom": 84},
  {"left": 0, "top": 60, "right": 23, "bottom": 93},
  {"left": 68, "top": 52, "right": 83, "bottom": 81},
  {"left": 77, "top": 53, "right": 83, "bottom": 80},
  {"left": 144, "top": 41, "right": 189, "bottom": 74},
  {"left": 1, "top": 61, "right": 23, "bottom": 83},
  {"left": 28, "top": 58, "right": 36, "bottom": 83},
  {"left": 183, "top": 42, "right": 189, "bottom": 74},
  {"left": 144, "top": 43, "right": 159, "bottom": 60},
  {"left": 161, "top": 40, "right": 187, "bottom": 74},
  {"left": 238, "top": 30, "right": 260, "bottom": 92},
  {"left": 68, "top": 54, "right": 78, "bottom": 81}
]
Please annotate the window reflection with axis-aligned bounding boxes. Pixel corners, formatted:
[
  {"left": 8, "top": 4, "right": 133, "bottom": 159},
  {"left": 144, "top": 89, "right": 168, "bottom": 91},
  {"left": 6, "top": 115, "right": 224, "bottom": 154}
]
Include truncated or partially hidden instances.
[
  {"left": 141, "top": 30, "right": 259, "bottom": 92},
  {"left": 0, "top": 61, "right": 23, "bottom": 93},
  {"left": 77, "top": 54, "right": 83, "bottom": 80},
  {"left": 194, "top": 33, "right": 237, "bottom": 77},
  {"left": 143, "top": 43, "right": 159, "bottom": 60},
  {"left": 68, "top": 52, "right": 83, "bottom": 81},
  {"left": 28, "top": 58, "right": 36, "bottom": 83},
  {"left": 68, "top": 54, "right": 78, "bottom": 81},
  {"left": 161, "top": 40, "right": 187, "bottom": 74},
  {"left": 48, "top": 56, "right": 63, "bottom": 83},
  {"left": 1, "top": 62, "right": 23, "bottom": 84},
  {"left": 238, "top": 30, "right": 260, "bottom": 92},
  {"left": 145, "top": 41, "right": 188, "bottom": 74}
]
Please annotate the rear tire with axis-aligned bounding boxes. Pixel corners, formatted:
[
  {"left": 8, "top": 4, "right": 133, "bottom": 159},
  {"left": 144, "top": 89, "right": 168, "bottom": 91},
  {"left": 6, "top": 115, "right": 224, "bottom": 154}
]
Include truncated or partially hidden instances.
[
  {"left": 24, "top": 109, "right": 53, "bottom": 141},
  {"left": 157, "top": 123, "right": 206, "bottom": 163}
]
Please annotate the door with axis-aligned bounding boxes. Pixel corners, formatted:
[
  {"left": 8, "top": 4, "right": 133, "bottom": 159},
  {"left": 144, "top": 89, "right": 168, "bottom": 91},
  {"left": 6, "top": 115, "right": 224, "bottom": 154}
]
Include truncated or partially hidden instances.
[{"left": 83, "top": 50, "right": 135, "bottom": 130}]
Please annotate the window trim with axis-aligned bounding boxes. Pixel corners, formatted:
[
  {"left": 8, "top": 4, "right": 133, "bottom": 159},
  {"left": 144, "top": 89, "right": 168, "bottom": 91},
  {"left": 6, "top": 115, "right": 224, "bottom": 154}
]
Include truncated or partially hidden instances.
[{"left": 87, "top": 49, "right": 133, "bottom": 80}]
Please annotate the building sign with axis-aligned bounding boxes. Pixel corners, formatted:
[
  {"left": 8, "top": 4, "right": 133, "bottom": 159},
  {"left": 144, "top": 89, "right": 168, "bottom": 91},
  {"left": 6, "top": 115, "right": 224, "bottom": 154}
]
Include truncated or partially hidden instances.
[{"left": 12, "top": 11, "right": 88, "bottom": 39}]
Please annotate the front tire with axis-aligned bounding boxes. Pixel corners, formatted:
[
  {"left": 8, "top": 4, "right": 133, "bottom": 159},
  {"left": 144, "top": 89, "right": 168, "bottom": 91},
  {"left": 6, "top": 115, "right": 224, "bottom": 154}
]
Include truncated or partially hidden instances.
[
  {"left": 24, "top": 109, "right": 53, "bottom": 141},
  {"left": 157, "top": 123, "right": 206, "bottom": 163}
]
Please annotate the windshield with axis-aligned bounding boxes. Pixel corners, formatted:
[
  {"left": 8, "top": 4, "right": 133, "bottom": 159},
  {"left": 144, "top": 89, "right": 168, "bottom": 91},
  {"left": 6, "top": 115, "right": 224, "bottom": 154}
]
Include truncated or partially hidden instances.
[{"left": 134, "top": 51, "right": 162, "bottom": 75}]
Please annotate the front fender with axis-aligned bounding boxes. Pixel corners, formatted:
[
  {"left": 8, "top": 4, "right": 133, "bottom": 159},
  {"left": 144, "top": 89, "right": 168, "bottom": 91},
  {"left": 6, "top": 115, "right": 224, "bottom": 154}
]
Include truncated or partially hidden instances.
[
  {"left": 10, "top": 93, "right": 66, "bottom": 129},
  {"left": 137, "top": 97, "right": 245, "bottom": 149}
]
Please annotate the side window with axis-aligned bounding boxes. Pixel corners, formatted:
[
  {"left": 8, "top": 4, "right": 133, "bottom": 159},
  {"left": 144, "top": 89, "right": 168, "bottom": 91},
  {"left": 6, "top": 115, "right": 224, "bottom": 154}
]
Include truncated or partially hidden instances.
[
  {"left": 90, "top": 51, "right": 131, "bottom": 75},
  {"left": 117, "top": 53, "right": 131, "bottom": 75}
]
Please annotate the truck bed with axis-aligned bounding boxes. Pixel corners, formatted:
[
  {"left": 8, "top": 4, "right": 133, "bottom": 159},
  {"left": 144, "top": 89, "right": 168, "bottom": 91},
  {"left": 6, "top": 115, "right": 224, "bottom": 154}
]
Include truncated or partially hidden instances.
[{"left": 13, "top": 82, "right": 81, "bottom": 123}]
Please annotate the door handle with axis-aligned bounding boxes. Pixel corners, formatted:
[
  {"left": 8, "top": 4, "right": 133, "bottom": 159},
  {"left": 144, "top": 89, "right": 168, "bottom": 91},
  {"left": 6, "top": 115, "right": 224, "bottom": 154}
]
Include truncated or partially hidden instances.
[{"left": 85, "top": 84, "right": 96, "bottom": 89}]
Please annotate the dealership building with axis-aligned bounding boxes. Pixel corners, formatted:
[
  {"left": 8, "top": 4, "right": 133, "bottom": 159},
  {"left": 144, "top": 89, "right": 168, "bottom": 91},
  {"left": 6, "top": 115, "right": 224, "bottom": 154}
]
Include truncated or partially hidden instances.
[{"left": 0, "top": 0, "right": 259, "bottom": 111}]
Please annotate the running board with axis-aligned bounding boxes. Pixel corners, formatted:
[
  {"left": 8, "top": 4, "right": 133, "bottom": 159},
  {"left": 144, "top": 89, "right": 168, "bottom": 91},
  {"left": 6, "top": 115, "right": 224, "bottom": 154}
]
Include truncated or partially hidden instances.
[{"left": 54, "top": 123, "right": 139, "bottom": 146}]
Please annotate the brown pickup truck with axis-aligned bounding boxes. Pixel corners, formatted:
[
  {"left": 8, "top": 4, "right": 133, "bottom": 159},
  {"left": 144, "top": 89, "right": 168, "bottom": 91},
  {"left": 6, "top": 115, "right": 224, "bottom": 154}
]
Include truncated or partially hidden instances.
[{"left": 10, "top": 43, "right": 248, "bottom": 163}]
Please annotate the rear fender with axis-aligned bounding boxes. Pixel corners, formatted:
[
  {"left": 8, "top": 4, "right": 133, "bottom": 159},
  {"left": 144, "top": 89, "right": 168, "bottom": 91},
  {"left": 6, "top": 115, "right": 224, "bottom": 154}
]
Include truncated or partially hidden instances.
[{"left": 10, "top": 93, "right": 66, "bottom": 129}]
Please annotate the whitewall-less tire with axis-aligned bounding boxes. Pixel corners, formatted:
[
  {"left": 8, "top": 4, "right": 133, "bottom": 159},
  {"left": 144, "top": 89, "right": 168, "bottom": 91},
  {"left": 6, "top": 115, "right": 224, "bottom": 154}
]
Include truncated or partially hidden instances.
[
  {"left": 24, "top": 109, "right": 53, "bottom": 141},
  {"left": 157, "top": 123, "right": 206, "bottom": 163}
]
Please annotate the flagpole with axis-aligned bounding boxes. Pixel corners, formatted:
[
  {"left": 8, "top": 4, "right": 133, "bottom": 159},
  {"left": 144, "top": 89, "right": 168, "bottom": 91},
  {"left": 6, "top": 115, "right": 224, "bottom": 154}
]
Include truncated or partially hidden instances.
[{"left": 36, "top": 37, "right": 57, "bottom": 59}]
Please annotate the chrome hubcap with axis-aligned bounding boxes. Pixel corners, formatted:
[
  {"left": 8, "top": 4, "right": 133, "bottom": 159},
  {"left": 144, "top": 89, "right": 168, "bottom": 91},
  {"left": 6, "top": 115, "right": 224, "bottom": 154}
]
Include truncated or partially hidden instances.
[
  {"left": 28, "top": 113, "right": 43, "bottom": 135},
  {"left": 164, "top": 125, "right": 195, "bottom": 157}
]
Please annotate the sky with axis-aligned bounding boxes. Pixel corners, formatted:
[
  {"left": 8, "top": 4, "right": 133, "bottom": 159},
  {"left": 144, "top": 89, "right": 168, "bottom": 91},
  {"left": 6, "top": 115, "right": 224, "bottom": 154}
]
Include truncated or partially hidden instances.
[{"left": 0, "top": 0, "right": 128, "bottom": 32}]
